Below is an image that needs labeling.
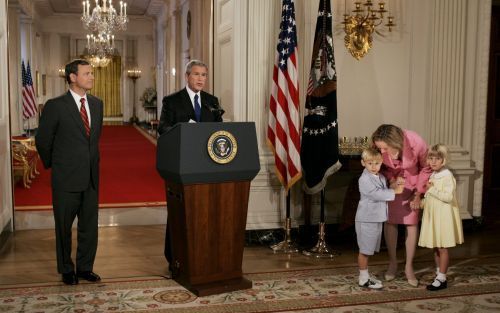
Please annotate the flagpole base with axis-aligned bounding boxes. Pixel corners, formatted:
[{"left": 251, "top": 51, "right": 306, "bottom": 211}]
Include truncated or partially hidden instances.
[
  {"left": 270, "top": 218, "right": 299, "bottom": 253},
  {"left": 302, "top": 222, "right": 340, "bottom": 258}
]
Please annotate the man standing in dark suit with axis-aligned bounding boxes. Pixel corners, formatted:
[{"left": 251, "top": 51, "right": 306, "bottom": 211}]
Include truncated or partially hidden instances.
[
  {"left": 158, "top": 59, "right": 223, "bottom": 271},
  {"left": 36, "top": 59, "right": 103, "bottom": 285},
  {"left": 158, "top": 60, "right": 223, "bottom": 134}
]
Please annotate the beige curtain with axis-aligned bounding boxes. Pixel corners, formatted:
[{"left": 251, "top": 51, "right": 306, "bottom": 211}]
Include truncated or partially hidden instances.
[{"left": 90, "top": 56, "right": 122, "bottom": 117}]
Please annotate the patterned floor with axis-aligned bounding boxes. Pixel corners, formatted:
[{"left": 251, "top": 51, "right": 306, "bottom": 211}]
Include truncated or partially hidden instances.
[{"left": 1, "top": 258, "right": 500, "bottom": 312}]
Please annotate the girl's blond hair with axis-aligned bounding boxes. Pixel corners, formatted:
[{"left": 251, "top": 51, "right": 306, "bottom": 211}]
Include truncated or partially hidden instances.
[{"left": 427, "top": 144, "right": 450, "bottom": 166}]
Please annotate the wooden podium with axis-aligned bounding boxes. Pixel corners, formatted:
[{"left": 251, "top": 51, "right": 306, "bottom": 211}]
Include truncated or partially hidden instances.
[{"left": 156, "top": 122, "right": 260, "bottom": 296}]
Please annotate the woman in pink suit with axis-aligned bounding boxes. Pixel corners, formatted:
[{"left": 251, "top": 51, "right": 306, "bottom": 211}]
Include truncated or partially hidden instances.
[{"left": 372, "top": 124, "right": 432, "bottom": 287}]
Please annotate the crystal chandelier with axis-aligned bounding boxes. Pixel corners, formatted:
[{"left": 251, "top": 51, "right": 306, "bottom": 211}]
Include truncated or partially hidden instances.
[
  {"left": 88, "top": 55, "right": 112, "bottom": 68},
  {"left": 342, "top": 0, "right": 396, "bottom": 60},
  {"left": 85, "top": 33, "right": 114, "bottom": 67},
  {"left": 81, "top": 0, "right": 128, "bottom": 35},
  {"left": 86, "top": 33, "right": 115, "bottom": 58}
]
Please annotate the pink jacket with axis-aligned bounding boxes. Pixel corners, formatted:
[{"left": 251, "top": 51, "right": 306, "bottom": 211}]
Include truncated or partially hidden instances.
[{"left": 380, "top": 130, "right": 432, "bottom": 195}]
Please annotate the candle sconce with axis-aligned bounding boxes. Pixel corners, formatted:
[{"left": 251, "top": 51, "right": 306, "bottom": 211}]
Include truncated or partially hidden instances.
[
  {"left": 341, "top": 0, "right": 396, "bottom": 60},
  {"left": 127, "top": 69, "right": 142, "bottom": 124},
  {"left": 339, "top": 136, "right": 370, "bottom": 155}
]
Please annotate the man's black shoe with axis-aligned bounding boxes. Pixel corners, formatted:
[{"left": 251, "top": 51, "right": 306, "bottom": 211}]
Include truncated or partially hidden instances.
[
  {"left": 62, "top": 272, "right": 78, "bottom": 285},
  {"left": 76, "top": 271, "right": 101, "bottom": 282},
  {"left": 168, "top": 264, "right": 176, "bottom": 278}
]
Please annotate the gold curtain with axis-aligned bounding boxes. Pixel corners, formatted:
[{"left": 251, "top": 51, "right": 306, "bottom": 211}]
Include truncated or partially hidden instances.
[{"left": 90, "top": 56, "right": 122, "bottom": 117}]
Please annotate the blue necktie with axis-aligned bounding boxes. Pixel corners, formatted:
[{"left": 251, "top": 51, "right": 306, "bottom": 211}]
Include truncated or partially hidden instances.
[{"left": 194, "top": 94, "right": 201, "bottom": 122}]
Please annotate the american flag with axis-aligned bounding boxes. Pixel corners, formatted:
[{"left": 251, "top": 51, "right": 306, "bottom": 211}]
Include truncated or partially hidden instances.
[
  {"left": 21, "top": 61, "right": 37, "bottom": 119},
  {"left": 267, "top": 0, "right": 301, "bottom": 191}
]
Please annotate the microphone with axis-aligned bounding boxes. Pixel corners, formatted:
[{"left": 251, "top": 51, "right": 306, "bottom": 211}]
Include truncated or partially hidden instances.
[{"left": 203, "top": 101, "right": 225, "bottom": 121}]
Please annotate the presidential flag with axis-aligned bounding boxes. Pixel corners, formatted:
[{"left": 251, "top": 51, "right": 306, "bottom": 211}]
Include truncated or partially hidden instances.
[
  {"left": 21, "top": 61, "right": 37, "bottom": 119},
  {"left": 301, "top": 0, "right": 341, "bottom": 194},
  {"left": 267, "top": 0, "right": 301, "bottom": 191}
]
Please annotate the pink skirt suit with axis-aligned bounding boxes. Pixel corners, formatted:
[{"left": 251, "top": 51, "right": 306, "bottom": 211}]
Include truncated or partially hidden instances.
[{"left": 380, "top": 130, "right": 432, "bottom": 225}]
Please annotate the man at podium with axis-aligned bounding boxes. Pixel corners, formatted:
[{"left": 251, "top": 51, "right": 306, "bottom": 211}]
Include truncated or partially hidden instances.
[
  {"left": 158, "top": 59, "right": 223, "bottom": 135},
  {"left": 158, "top": 59, "right": 224, "bottom": 271}
]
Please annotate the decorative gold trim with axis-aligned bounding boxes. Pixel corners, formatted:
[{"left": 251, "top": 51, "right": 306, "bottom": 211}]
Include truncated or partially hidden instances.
[
  {"left": 12, "top": 136, "right": 39, "bottom": 188},
  {"left": 207, "top": 130, "right": 238, "bottom": 164},
  {"left": 338, "top": 136, "right": 370, "bottom": 155}
]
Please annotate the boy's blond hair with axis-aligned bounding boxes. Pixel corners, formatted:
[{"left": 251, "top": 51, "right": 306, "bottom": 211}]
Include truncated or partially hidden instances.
[
  {"left": 427, "top": 144, "right": 450, "bottom": 166},
  {"left": 361, "top": 147, "right": 383, "bottom": 161}
]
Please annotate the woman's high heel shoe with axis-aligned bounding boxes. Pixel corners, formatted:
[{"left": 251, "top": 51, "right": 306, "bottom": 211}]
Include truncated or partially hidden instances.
[
  {"left": 407, "top": 278, "right": 419, "bottom": 287},
  {"left": 385, "top": 264, "right": 398, "bottom": 281},
  {"left": 384, "top": 272, "right": 396, "bottom": 281},
  {"left": 405, "top": 269, "right": 418, "bottom": 287}
]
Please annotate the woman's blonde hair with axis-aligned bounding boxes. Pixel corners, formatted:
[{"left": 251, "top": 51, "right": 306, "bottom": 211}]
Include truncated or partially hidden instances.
[
  {"left": 427, "top": 144, "right": 450, "bottom": 166},
  {"left": 371, "top": 124, "right": 404, "bottom": 152}
]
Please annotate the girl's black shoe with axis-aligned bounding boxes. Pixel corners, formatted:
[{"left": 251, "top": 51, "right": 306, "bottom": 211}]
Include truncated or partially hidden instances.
[{"left": 426, "top": 279, "right": 447, "bottom": 291}]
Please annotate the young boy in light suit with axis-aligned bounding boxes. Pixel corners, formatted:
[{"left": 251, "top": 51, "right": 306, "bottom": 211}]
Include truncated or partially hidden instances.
[{"left": 356, "top": 148, "right": 401, "bottom": 289}]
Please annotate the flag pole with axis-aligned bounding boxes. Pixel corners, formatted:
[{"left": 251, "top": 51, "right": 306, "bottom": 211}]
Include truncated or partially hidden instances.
[
  {"left": 299, "top": 0, "right": 341, "bottom": 258},
  {"left": 303, "top": 189, "right": 339, "bottom": 258},
  {"left": 267, "top": 0, "right": 300, "bottom": 254},
  {"left": 270, "top": 189, "right": 299, "bottom": 253}
]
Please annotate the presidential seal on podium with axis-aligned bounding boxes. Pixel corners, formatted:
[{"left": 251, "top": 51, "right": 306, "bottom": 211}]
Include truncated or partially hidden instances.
[{"left": 207, "top": 130, "right": 238, "bottom": 164}]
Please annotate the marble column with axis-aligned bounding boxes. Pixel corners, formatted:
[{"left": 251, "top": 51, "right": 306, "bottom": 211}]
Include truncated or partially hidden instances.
[
  {"left": 426, "top": 0, "right": 490, "bottom": 219},
  {"left": 245, "top": 0, "right": 287, "bottom": 229},
  {"left": 428, "top": 0, "right": 467, "bottom": 146}
]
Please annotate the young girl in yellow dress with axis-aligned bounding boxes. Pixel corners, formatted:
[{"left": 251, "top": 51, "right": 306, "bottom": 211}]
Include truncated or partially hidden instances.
[{"left": 418, "top": 144, "right": 464, "bottom": 291}]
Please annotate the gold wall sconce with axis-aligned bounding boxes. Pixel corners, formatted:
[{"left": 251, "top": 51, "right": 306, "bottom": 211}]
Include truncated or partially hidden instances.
[
  {"left": 342, "top": 0, "right": 395, "bottom": 60},
  {"left": 58, "top": 68, "right": 66, "bottom": 78}
]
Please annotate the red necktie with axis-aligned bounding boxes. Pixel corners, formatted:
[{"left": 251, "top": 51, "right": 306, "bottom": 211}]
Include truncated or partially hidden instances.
[{"left": 80, "top": 98, "right": 90, "bottom": 137}]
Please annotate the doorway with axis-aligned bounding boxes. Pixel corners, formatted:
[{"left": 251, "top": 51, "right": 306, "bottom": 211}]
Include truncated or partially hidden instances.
[{"left": 483, "top": 3, "right": 500, "bottom": 222}]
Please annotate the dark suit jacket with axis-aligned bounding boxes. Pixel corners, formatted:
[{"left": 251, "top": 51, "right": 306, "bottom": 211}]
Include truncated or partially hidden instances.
[
  {"left": 158, "top": 88, "right": 223, "bottom": 135},
  {"left": 36, "top": 91, "right": 104, "bottom": 192}
]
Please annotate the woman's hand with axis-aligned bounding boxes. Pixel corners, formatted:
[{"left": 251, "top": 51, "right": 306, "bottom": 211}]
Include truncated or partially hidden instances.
[
  {"left": 390, "top": 177, "right": 405, "bottom": 194},
  {"left": 409, "top": 193, "right": 421, "bottom": 210}
]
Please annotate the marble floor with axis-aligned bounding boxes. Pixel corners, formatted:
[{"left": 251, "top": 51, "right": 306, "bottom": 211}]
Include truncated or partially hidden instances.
[{"left": 0, "top": 223, "right": 498, "bottom": 286}]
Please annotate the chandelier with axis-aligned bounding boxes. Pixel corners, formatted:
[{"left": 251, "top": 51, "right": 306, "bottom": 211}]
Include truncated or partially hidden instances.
[
  {"left": 87, "top": 33, "right": 115, "bottom": 58},
  {"left": 87, "top": 55, "right": 112, "bottom": 68},
  {"left": 81, "top": 0, "right": 128, "bottom": 35},
  {"left": 84, "top": 33, "right": 115, "bottom": 67},
  {"left": 342, "top": 0, "right": 395, "bottom": 60}
]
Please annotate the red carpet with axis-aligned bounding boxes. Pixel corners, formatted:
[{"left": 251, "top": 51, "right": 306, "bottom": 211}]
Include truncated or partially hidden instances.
[{"left": 14, "top": 125, "right": 166, "bottom": 210}]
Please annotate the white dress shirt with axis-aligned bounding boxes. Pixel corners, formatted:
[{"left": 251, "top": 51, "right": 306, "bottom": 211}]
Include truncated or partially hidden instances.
[
  {"left": 69, "top": 89, "right": 91, "bottom": 126},
  {"left": 185, "top": 85, "right": 201, "bottom": 111}
]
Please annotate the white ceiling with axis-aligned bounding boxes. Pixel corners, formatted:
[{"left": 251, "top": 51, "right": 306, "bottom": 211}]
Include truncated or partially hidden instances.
[{"left": 34, "top": 0, "right": 164, "bottom": 17}]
